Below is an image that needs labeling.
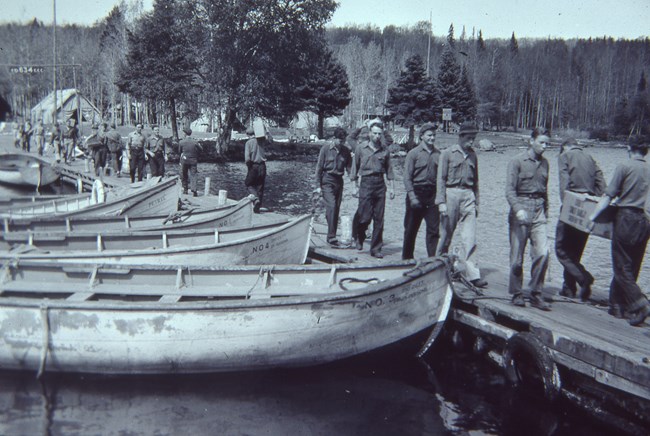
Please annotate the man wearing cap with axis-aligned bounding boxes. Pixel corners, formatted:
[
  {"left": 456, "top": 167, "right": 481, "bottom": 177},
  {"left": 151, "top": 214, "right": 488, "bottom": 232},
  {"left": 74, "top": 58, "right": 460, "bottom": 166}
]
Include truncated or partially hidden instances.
[
  {"left": 314, "top": 127, "right": 352, "bottom": 247},
  {"left": 105, "top": 124, "right": 123, "bottom": 177},
  {"left": 34, "top": 119, "right": 45, "bottom": 156},
  {"left": 179, "top": 127, "right": 202, "bottom": 196},
  {"left": 351, "top": 122, "right": 395, "bottom": 258},
  {"left": 555, "top": 138, "right": 606, "bottom": 301},
  {"left": 127, "top": 123, "right": 147, "bottom": 182},
  {"left": 146, "top": 125, "right": 166, "bottom": 177},
  {"left": 85, "top": 124, "right": 107, "bottom": 177},
  {"left": 589, "top": 140, "right": 650, "bottom": 326},
  {"left": 244, "top": 126, "right": 269, "bottom": 213},
  {"left": 436, "top": 122, "right": 487, "bottom": 288},
  {"left": 506, "top": 127, "right": 552, "bottom": 311},
  {"left": 402, "top": 122, "right": 441, "bottom": 260}
]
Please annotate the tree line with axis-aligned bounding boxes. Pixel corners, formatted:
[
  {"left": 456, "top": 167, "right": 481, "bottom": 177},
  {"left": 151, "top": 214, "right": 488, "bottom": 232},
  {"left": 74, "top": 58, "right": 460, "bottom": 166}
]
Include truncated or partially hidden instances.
[{"left": 1, "top": 1, "right": 649, "bottom": 149}]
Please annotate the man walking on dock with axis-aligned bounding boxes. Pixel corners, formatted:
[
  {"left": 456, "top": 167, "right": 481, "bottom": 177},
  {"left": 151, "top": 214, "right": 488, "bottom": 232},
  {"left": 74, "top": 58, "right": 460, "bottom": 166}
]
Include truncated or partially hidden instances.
[
  {"left": 351, "top": 120, "right": 395, "bottom": 258},
  {"left": 244, "top": 126, "right": 268, "bottom": 213},
  {"left": 105, "top": 124, "right": 123, "bottom": 177},
  {"left": 179, "top": 127, "right": 202, "bottom": 197},
  {"left": 314, "top": 127, "right": 351, "bottom": 247},
  {"left": 436, "top": 122, "right": 487, "bottom": 288},
  {"left": 127, "top": 123, "right": 147, "bottom": 182},
  {"left": 589, "top": 140, "right": 650, "bottom": 326},
  {"left": 146, "top": 125, "right": 166, "bottom": 177},
  {"left": 63, "top": 119, "right": 79, "bottom": 163},
  {"left": 556, "top": 138, "right": 606, "bottom": 301},
  {"left": 402, "top": 123, "right": 440, "bottom": 260},
  {"left": 506, "top": 127, "right": 552, "bottom": 311}
]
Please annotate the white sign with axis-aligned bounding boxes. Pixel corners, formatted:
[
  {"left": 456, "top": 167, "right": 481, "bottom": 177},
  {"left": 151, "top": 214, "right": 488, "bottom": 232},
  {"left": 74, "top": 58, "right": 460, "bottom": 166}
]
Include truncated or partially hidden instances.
[{"left": 442, "top": 108, "right": 452, "bottom": 121}]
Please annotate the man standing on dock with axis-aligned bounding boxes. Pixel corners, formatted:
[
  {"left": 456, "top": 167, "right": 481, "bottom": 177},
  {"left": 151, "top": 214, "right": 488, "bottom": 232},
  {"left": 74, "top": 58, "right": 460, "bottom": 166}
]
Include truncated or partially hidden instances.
[
  {"left": 351, "top": 120, "right": 395, "bottom": 258},
  {"left": 402, "top": 122, "right": 440, "bottom": 260},
  {"left": 589, "top": 140, "right": 650, "bottom": 326},
  {"left": 506, "top": 127, "right": 552, "bottom": 311},
  {"left": 179, "top": 127, "right": 202, "bottom": 197},
  {"left": 105, "top": 124, "right": 123, "bottom": 177},
  {"left": 314, "top": 127, "right": 352, "bottom": 247},
  {"left": 436, "top": 122, "right": 487, "bottom": 288},
  {"left": 146, "top": 125, "right": 166, "bottom": 177},
  {"left": 127, "top": 123, "right": 147, "bottom": 182},
  {"left": 244, "top": 126, "right": 268, "bottom": 213},
  {"left": 556, "top": 138, "right": 606, "bottom": 301},
  {"left": 85, "top": 124, "right": 107, "bottom": 177},
  {"left": 33, "top": 119, "right": 45, "bottom": 156},
  {"left": 63, "top": 119, "right": 79, "bottom": 163}
]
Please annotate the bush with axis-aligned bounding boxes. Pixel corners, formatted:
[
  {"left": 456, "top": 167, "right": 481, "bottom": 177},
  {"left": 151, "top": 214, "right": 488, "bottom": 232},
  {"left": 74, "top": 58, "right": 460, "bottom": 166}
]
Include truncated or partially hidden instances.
[{"left": 588, "top": 128, "right": 609, "bottom": 141}]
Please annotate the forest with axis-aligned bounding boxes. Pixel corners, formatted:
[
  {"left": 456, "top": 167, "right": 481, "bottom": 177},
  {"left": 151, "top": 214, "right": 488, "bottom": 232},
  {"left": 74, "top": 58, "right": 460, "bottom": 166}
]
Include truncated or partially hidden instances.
[{"left": 1, "top": 0, "right": 649, "bottom": 145}]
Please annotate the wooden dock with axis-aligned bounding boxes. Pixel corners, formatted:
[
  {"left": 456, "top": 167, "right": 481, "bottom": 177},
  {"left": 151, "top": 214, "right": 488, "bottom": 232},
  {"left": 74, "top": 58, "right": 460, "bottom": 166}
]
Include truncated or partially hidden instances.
[{"left": 37, "top": 158, "right": 650, "bottom": 432}]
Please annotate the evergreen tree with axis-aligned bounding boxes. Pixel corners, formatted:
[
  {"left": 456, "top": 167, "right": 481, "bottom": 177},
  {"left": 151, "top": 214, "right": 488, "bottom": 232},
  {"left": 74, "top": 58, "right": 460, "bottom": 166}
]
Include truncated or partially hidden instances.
[
  {"left": 631, "top": 71, "right": 649, "bottom": 135},
  {"left": 385, "top": 54, "right": 439, "bottom": 147},
  {"left": 457, "top": 67, "right": 478, "bottom": 122},
  {"left": 447, "top": 23, "right": 455, "bottom": 47},
  {"left": 510, "top": 32, "right": 519, "bottom": 55},
  {"left": 117, "top": 0, "right": 200, "bottom": 139},
  {"left": 437, "top": 45, "right": 463, "bottom": 124},
  {"left": 296, "top": 48, "right": 351, "bottom": 138},
  {"left": 476, "top": 30, "right": 486, "bottom": 54}
]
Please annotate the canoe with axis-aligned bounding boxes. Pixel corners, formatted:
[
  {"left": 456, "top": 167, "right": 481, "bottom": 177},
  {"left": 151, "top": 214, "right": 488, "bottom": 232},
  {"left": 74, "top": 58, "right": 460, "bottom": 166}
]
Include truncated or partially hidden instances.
[
  {"left": 0, "top": 215, "right": 289, "bottom": 252},
  {"left": 0, "top": 176, "right": 180, "bottom": 218},
  {"left": 1, "top": 197, "right": 253, "bottom": 233},
  {"left": 0, "top": 258, "right": 452, "bottom": 374},
  {"left": 0, "top": 153, "right": 60, "bottom": 187},
  {"left": 0, "top": 215, "right": 312, "bottom": 266}
]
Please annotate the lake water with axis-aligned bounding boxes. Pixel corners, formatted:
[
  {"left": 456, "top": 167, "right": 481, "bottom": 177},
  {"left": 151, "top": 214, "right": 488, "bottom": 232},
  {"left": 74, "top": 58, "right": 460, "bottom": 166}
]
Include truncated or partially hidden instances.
[{"left": 0, "top": 145, "right": 647, "bottom": 434}]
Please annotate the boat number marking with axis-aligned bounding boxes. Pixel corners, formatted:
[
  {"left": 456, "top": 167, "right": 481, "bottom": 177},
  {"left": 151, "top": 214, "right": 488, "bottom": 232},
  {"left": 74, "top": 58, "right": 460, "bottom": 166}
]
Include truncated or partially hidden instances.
[{"left": 252, "top": 242, "right": 271, "bottom": 253}]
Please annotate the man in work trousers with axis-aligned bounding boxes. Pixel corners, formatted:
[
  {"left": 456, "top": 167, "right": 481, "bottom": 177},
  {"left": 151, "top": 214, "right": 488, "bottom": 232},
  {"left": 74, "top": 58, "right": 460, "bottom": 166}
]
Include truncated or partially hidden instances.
[
  {"left": 85, "top": 124, "right": 106, "bottom": 177},
  {"left": 351, "top": 121, "right": 395, "bottom": 258},
  {"left": 589, "top": 140, "right": 650, "bottom": 326},
  {"left": 127, "top": 123, "right": 147, "bottom": 183},
  {"left": 146, "top": 125, "right": 166, "bottom": 177},
  {"left": 314, "top": 127, "right": 352, "bottom": 247},
  {"left": 105, "top": 124, "right": 123, "bottom": 177},
  {"left": 506, "top": 127, "right": 552, "bottom": 311},
  {"left": 244, "top": 127, "right": 268, "bottom": 213},
  {"left": 402, "top": 122, "right": 441, "bottom": 260},
  {"left": 435, "top": 122, "right": 487, "bottom": 288},
  {"left": 555, "top": 138, "right": 606, "bottom": 301},
  {"left": 33, "top": 119, "right": 45, "bottom": 155},
  {"left": 179, "top": 127, "right": 202, "bottom": 196},
  {"left": 63, "top": 119, "right": 79, "bottom": 163}
]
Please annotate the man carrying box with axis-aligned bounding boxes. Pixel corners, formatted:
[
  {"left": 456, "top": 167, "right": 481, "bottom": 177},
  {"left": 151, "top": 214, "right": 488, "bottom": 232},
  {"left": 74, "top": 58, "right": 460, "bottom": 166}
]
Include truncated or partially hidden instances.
[{"left": 555, "top": 138, "right": 606, "bottom": 301}]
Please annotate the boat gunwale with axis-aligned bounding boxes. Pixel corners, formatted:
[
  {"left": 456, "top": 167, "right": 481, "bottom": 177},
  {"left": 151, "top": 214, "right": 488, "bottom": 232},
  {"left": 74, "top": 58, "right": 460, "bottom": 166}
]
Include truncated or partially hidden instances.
[{"left": 0, "top": 258, "right": 447, "bottom": 311}]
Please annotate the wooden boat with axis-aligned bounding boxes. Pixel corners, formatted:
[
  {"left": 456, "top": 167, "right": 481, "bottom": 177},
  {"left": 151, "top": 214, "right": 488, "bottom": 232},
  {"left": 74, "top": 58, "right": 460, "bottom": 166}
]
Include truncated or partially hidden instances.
[
  {"left": 0, "top": 215, "right": 288, "bottom": 252},
  {"left": 0, "top": 176, "right": 180, "bottom": 218},
  {"left": 0, "top": 153, "right": 60, "bottom": 187},
  {"left": 0, "top": 215, "right": 312, "bottom": 266},
  {"left": 1, "top": 197, "right": 253, "bottom": 234},
  {"left": 0, "top": 193, "right": 67, "bottom": 210},
  {"left": 0, "top": 258, "right": 452, "bottom": 374}
]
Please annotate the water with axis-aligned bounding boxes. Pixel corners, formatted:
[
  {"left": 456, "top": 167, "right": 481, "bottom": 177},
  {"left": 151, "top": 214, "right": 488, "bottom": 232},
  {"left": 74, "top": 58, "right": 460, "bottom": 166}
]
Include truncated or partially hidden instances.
[{"left": 0, "top": 146, "right": 647, "bottom": 434}]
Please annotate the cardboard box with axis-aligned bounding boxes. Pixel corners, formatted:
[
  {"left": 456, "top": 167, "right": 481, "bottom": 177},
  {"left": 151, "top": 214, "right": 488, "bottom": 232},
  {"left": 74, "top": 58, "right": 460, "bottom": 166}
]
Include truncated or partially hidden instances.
[
  {"left": 253, "top": 119, "right": 266, "bottom": 138},
  {"left": 559, "top": 191, "right": 614, "bottom": 239}
]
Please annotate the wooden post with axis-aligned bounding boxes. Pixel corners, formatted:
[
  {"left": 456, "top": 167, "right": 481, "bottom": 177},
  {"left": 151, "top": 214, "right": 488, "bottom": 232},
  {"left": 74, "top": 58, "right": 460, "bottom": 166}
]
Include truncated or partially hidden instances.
[
  {"left": 204, "top": 177, "right": 211, "bottom": 196},
  {"left": 218, "top": 189, "right": 227, "bottom": 205}
]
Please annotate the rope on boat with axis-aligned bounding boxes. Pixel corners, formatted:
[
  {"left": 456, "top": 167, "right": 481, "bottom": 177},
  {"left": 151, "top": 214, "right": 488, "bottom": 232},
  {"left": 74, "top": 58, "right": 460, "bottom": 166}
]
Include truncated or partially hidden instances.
[
  {"left": 37, "top": 304, "right": 50, "bottom": 379},
  {"left": 162, "top": 208, "right": 196, "bottom": 225},
  {"left": 338, "top": 277, "right": 380, "bottom": 291}
]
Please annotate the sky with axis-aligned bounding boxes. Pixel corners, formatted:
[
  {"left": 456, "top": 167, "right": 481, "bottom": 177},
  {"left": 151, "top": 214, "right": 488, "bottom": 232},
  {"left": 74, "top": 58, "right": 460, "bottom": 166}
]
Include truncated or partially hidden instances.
[{"left": 1, "top": 0, "right": 648, "bottom": 40}]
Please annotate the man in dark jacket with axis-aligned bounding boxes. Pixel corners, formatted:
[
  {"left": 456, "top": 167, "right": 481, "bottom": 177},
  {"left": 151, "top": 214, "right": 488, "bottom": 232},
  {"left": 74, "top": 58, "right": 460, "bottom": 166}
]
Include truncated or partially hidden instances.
[
  {"left": 179, "top": 127, "right": 202, "bottom": 196},
  {"left": 244, "top": 126, "right": 268, "bottom": 212}
]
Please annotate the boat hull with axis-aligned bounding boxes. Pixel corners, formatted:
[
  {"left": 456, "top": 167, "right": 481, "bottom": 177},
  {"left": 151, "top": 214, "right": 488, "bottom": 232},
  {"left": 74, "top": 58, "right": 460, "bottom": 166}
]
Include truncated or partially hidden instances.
[
  {"left": 1, "top": 197, "right": 253, "bottom": 233},
  {"left": 0, "top": 153, "right": 60, "bottom": 187},
  {"left": 0, "top": 215, "right": 312, "bottom": 266},
  {"left": 1, "top": 177, "right": 180, "bottom": 218},
  {"left": 0, "top": 259, "right": 452, "bottom": 374}
]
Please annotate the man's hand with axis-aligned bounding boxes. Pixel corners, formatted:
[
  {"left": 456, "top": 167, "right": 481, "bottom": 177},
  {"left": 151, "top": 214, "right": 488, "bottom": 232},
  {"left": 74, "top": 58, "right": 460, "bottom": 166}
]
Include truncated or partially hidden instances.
[
  {"left": 389, "top": 190, "right": 395, "bottom": 200},
  {"left": 408, "top": 192, "right": 421, "bottom": 208},
  {"left": 438, "top": 203, "right": 447, "bottom": 215},
  {"left": 352, "top": 186, "right": 359, "bottom": 198},
  {"left": 516, "top": 209, "right": 528, "bottom": 222},
  {"left": 314, "top": 187, "right": 322, "bottom": 195}
]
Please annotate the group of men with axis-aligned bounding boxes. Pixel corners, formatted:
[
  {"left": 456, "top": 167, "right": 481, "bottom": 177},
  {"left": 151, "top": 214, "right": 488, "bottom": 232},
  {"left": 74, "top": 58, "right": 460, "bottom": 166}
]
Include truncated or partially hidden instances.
[{"left": 313, "top": 119, "right": 650, "bottom": 327}]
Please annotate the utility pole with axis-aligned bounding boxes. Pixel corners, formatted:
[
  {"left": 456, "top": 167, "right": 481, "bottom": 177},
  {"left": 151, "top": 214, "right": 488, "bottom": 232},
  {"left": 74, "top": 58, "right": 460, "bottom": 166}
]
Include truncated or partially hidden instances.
[
  {"left": 52, "top": 0, "right": 57, "bottom": 125},
  {"left": 426, "top": 11, "right": 432, "bottom": 76}
]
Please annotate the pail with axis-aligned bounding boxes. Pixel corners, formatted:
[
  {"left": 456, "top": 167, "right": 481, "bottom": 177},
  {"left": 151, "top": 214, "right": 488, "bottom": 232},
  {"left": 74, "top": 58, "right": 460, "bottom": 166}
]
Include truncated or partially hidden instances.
[{"left": 218, "top": 190, "right": 228, "bottom": 205}]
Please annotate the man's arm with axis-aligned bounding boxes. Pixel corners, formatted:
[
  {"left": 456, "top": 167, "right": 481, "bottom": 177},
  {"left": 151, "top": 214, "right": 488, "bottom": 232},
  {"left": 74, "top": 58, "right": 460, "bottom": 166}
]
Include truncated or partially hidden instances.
[
  {"left": 558, "top": 153, "right": 569, "bottom": 202},
  {"left": 435, "top": 151, "right": 449, "bottom": 206}
]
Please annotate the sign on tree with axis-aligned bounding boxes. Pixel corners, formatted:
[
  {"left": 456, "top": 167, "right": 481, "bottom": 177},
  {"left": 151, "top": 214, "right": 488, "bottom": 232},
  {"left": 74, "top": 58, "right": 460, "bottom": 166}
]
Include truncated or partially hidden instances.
[{"left": 442, "top": 108, "right": 452, "bottom": 121}]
